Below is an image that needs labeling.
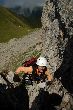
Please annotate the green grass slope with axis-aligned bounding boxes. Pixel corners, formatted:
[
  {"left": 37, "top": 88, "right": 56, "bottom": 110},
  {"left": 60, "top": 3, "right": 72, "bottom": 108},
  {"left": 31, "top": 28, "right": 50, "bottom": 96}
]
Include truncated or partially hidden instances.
[{"left": 0, "top": 6, "right": 35, "bottom": 43}]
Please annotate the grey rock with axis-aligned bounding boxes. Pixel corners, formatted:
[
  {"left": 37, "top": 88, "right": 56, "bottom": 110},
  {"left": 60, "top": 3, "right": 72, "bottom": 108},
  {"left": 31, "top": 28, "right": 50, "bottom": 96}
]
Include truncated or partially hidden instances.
[{"left": 41, "top": 0, "right": 73, "bottom": 110}]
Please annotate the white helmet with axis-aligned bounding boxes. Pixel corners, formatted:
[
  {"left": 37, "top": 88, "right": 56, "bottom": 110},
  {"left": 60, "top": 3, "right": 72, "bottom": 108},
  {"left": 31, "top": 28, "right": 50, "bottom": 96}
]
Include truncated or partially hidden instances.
[{"left": 36, "top": 57, "right": 47, "bottom": 67}]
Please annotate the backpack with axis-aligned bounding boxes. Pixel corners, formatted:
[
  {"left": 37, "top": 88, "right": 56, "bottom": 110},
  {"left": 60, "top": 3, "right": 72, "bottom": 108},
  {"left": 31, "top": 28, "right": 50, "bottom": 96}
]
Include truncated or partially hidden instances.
[{"left": 22, "top": 56, "right": 37, "bottom": 67}]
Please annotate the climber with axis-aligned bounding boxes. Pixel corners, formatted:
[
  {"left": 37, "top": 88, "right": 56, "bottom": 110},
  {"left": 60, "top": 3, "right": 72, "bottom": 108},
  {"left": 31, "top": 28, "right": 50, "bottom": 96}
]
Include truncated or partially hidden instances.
[{"left": 15, "top": 56, "right": 53, "bottom": 85}]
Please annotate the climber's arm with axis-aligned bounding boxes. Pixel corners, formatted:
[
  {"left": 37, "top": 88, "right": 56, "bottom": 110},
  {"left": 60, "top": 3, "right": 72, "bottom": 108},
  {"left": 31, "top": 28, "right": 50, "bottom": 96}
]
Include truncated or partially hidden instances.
[
  {"left": 45, "top": 69, "right": 53, "bottom": 81},
  {"left": 15, "top": 66, "right": 33, "bottom": 74}
]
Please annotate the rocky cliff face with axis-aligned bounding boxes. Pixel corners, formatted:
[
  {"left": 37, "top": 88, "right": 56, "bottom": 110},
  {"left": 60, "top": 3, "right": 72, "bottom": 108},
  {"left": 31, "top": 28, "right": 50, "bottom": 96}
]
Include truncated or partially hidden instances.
[
  {"left": 0, "top": 0, "right": 73, "bottom": 110},
  {"left": 41, "top": 0, "right": 73, "bottom": 73},
  {"left": 41, "top": 0, "right": 73, "bottom": 109}
]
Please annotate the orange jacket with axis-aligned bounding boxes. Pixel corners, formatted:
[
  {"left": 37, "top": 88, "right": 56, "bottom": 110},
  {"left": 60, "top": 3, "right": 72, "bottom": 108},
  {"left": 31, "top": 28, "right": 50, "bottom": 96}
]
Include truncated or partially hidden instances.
[{"left": 15, "top": 66, "right": 53, "bottom": 81}]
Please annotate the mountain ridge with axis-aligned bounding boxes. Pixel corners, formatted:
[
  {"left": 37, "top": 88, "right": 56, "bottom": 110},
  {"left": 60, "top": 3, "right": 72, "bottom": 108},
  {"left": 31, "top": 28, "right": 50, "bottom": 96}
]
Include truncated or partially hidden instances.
[{"left": 0, "top": 6, "right": 37, "bottom": 42}]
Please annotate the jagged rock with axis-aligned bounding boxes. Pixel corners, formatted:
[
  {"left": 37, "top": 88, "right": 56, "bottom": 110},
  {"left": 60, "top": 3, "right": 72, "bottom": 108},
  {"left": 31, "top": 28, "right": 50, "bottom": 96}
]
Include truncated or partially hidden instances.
[
  {"left": 0, "top": 0, "right": 73, "bottom": 110},
  {"left": 41, "top": 0, "right": 73, "bottom": 110},
  {"left": 6, "top": 71, "right": 14, "bottom": 83},
  {"left": 0, "top": 75, "right": 7, "bottom": 85}
]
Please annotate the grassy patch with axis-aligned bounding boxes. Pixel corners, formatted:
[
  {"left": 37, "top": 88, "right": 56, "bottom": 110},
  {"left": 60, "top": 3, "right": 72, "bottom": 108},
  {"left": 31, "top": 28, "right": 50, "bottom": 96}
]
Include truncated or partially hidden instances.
[{"left": 0, "top": 6, "right": 39, "bottom": 43}]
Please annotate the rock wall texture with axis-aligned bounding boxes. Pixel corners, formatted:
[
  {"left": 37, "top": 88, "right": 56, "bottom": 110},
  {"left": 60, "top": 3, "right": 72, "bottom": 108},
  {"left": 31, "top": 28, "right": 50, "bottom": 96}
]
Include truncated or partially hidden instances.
[
  {"left": 41, "top": 0, "right": 73, "bottom": 110},
  {"left": 41, "top": 0, "right": 73, "bottom": 73},
  {"left": 0, "top": 0, "right": 73, "bottom": 110}
]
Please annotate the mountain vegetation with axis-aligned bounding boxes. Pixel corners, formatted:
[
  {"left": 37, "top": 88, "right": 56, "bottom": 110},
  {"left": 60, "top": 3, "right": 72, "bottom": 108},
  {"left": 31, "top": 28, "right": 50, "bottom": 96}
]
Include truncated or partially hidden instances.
[{"left": 0, "top": 6, "right": 38, "bottom": 42}]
